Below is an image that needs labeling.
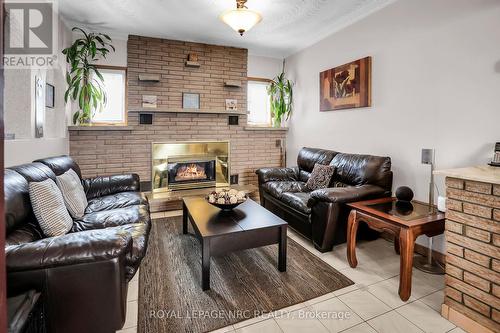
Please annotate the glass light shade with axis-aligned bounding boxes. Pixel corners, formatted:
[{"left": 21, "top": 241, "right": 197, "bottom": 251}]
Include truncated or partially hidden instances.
[{"left": 219, "top": 8, "right": 262, "bottom": 35}]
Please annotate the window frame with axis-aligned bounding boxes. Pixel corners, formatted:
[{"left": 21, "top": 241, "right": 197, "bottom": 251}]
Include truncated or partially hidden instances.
[
  {"left": 91, "top": 65, "right": 128, "bottom": 126},
  {"left": 247, "top": 77, "right": 272, "bottom": 127}
]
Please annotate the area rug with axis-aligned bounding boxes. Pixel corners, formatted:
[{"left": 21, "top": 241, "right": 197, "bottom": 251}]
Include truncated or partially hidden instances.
[{"left": 138, "top": 216, "right": 353, "bottom": 333}]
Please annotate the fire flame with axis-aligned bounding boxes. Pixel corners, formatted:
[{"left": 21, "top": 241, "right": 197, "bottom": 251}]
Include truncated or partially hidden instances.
[{"left": 175, "top": 163, "right": 207, "bottom": 181}]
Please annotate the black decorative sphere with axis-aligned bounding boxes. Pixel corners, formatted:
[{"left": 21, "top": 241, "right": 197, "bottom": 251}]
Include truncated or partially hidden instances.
[{"left": 396, "top": 186, "right": 414, "bottom": 202}]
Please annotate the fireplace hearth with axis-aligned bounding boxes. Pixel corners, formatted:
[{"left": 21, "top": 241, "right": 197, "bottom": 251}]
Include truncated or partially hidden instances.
[{"left": 152, "top": 141, "right": 229, "bottom": 191}]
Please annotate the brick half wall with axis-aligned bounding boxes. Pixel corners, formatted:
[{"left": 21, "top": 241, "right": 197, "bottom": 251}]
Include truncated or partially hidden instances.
[{"left": 443, "top": 177, "right": 500, "bottom": 332}]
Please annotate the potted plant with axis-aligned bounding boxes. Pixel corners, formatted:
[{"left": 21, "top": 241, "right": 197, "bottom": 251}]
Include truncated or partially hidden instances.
[
  {"left": 62, "top": 27, "right": 115, "bottom": 125},
  {"left": 268, "top": 60, "right": 293, "bottom": 127}
]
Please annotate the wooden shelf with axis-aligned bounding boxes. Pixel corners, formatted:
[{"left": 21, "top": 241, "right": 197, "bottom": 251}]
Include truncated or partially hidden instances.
[
  {"left": 244, "top": 126, "right": 289, "bottom": 132},
  {"left": 138, "top": 74, "right": 160, "bottom": 82},
  {"left": 224, "top": 80, "right": 242, "bottom": 88},
  {"left": 129, "top": 108, "right": 247, "bottom": 115},
  {"left": 68, "top": 125, "right": 134, "bottom": 131},
  {"left": 185, "top": 61, "right": 200, "bottom": 68}
]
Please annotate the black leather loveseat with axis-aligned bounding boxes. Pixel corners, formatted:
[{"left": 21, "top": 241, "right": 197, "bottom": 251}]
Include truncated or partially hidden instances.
[
  {"left": 5, "top": 156, "right": 151, "bottom": 333},
  {"left": 257, "top": 147, "right": 392, "bottom": 252}
]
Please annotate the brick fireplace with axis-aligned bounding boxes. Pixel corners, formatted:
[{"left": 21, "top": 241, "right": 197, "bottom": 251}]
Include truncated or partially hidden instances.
[
  {"left": 68, "top": 36, "right": 287, "bottom": 188},
  {"left": 152, "top": 141, "right": 229, "bottom": 191}
]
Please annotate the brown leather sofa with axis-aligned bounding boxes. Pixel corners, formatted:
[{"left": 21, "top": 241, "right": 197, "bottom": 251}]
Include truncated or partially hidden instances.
[
  {"left": 5, "top": 156, "right": 151, "bottom": 333},
  {"left": 256, "top": 147, "right": 392, "bottom": 252}
]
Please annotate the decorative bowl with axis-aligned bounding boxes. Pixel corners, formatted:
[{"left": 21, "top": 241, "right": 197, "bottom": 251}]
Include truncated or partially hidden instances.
[{"left": 206, "top": 189, "right": 247, "bottom": 211}]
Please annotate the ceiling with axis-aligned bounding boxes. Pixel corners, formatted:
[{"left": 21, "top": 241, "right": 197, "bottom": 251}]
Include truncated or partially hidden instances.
[{"left": 59, "top": 0, "right": 395, "bottom": 58}]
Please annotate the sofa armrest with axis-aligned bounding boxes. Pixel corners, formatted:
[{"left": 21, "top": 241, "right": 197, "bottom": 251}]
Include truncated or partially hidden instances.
[
  {"left": 83, "top": 174, "right": 140, "bottom": 199},
  {"left": 309, "top": 184, "right": 387, "bottom": 205},
  {"left": 256, "top": 167, "right": 299, "bottom": 183},
  {"left": 6, "top": 228, "right": 132, "bottom": 272}
]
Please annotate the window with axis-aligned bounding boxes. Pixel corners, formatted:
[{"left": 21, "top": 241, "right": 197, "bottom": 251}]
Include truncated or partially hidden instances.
[
  {"left": 247, "top": 79, "right": 271, "bottom": 126},
  {"left": 91, "top": 67, "right": 126, "bottom": 124}
]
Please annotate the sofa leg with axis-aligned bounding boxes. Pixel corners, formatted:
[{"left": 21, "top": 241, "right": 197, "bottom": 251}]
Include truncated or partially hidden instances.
[{"left": 314, "top": 243, "right": 332, "bottom": 253}]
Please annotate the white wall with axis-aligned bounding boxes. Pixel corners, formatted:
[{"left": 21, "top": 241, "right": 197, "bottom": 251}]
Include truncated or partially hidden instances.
[
  {"left": 248, "top": 55, "right": 283, "bottom": 79},
  {"left": 285, "top": 0, "right": 500, "bottom": 253},
  {"left": 92, "top": 37, "right": 128, "bottom": 67},
  {"left": 5, "top": 16, "right": 73, "bottom": 167}
]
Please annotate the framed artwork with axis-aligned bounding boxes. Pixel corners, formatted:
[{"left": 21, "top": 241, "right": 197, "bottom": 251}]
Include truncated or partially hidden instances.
[
  {"left": 142, "top": 95, "right": 157, "bottom": 108},
  {"left": 225, "top": 99, "right": 237, "bottom": 110},
  {"left": 46, "top": 83, "right": 55, "bottom": 108},
  {"left": 320, "top": 56, "right": 371, "bottom": 111},
  {"left": 183, "top": 93, "right": 200, "bottom": 109}
]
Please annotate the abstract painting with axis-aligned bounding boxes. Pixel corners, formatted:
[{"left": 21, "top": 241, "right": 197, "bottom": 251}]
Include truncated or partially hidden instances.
[{"left": 320, "top": 56, "right": 371, "bottom": 111}]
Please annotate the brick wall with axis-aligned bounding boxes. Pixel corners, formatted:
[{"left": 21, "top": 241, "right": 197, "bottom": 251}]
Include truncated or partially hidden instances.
[
  {"left": 443, "top": 177, "right": 500, "bottom": 332},
  {"left": 128, "top": 35, "right": 247, "bottom": 111},
  {"left": 69, "top": 113, "right": 286, "bottom": 185},
  {"left": 69, "top": 36, "right": 286, "bottom": 186}
]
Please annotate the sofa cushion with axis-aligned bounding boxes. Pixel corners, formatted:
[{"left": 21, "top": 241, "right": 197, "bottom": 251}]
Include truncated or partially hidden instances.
[
  {"left": 29, "top": 179, "right": 73, "bottom": 237},
  {"left": 330, "top": 153, "right": 392, "bottom": 188},
  {"left": 56, "top": 169, "right": 88, "bottom": 218},
  {"left": 297, "top": 147, "right": 338, "bottom": 173},
  {"left": 6, "top": 224, "right": 43, "bottom": 247},
  {"left": 281, "top": 192, "right": 312, "bottom": 214},
  {"left": 72, "top": 204, "right": 150, "bottom": 232},
  {"left": 34, "top": 155, "right": 82, "bottom": 178},
  {"left": 262, "top": 181, "right": 308, "bottom": 199},
  {"left": 5, "top": 169, "right": 33, "bottom": 235},
  {"left": 306, "top": 164, "right": 335, "bottom": 191},
  {"left": 85, "top": 192, "right": 147, "bottom": 214},
  {"left": 112, "top": 223, "right": 151, "bottom": 280}
]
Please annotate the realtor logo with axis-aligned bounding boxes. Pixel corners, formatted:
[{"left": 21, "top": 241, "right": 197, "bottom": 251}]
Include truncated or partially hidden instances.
[{"left": 3, "top": 0, "right": 57, "bottom": 68}]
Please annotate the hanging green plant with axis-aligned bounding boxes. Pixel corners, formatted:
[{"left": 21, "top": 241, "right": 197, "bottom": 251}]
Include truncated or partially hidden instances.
[
  {"left": 268, "top": 60, "right": 293, "bottom": 127},
  {"left": 62, "top": 27, "right": 115, "bottom": 125}
]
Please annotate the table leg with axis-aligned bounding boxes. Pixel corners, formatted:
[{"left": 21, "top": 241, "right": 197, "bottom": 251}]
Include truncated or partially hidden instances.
[
  {"left": 202, "top": 238, "right": 210, "bottom": 290},
  {"left": 347, "top": 210, "right": 360, "bottom": 268},
  {"left": 394, "top": 237, "right": 400, "bottom": 255},
  {"left": 398, "top": 228, "right": 415, "bottom": 301},
  {"left": 182, "top": 201, "right": 188, "bottom": 234},
  {"left": 278, "top": 226, "right": 287, "bottom": 272}
]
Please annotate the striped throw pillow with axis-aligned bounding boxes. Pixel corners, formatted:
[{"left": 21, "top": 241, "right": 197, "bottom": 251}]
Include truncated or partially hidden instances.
[
  {"left": 56, "top": 169, "right": 88, "bottom": 218},
  {"left": 29, "top": 179, "right": 73, "bottom": 237}
]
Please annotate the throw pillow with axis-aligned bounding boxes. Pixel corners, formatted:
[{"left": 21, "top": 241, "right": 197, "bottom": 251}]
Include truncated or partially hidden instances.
[
  {"left": 56, "top": 168, "right": 88, "bottom": 218},
  {"left": 306, "top": 164, "right": 335, "bottom": 191},
  {"left": 29, "top": 179, "right": 73, "bottom": 237}
]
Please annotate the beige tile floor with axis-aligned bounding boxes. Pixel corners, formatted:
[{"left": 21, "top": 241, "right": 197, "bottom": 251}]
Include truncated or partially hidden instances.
[{"left": 117, "top": 211, "right": 457, "bottom": 333}]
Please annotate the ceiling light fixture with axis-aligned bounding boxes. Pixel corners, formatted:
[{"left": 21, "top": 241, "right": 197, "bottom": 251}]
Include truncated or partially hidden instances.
[{"left": 219, "top": 0, "right": 262, "bottom": 36}]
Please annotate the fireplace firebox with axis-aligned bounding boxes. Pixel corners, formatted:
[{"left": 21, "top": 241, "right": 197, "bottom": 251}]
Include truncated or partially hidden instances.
[
  {"left": 152, "top": 141, "right": 229, "bottom": 192},
  {"left": 167, "top": 159, "right": 216, "bottom": 189}
]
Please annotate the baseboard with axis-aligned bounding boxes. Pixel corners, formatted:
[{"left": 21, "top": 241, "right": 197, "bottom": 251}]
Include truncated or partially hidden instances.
[
  {"left": 380, "top": 231, "right": 445, "bottom": 265},
  {"left": 441, "top": 303, "right": 495, "bottom": 333}
]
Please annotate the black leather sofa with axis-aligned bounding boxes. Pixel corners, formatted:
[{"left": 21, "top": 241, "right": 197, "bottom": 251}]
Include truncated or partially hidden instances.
[
  {"left": 5, "top": 156, "right": 151, "bottom": 333},
  {"left": 256, "top": 147, "right": 392, "bottom": 252}
]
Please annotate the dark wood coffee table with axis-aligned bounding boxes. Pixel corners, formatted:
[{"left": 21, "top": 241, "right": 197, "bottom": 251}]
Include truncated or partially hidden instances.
[
  {"left": 182, "top": 197, "right": 288, "bottom": 290},
  {"left": 347, "top": 197, "right": 445, "bottom": 301}
]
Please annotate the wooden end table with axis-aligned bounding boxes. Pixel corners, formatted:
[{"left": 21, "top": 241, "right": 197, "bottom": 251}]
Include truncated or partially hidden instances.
[
  {"left": 346, "top": 197, "right": 445, "bottom": 301},
  {"left": 182, "top": 197, "right": 288, "bottom": 290}
]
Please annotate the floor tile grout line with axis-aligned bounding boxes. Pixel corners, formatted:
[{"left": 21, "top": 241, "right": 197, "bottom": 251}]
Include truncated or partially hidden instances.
[
  {"left": 365, "top": 309, "right": 425, "bottom": 333},
  {"left": 394, "top": 298, "right": 456, "bottom": 331}
]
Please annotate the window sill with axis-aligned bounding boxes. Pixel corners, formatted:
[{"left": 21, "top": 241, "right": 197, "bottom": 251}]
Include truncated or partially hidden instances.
[
  {"left": 68, "top": 125, "right": 133, "bottom": 131},
  {"left": 244, "top": 126, "right": 289, "bottom": 131}
]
